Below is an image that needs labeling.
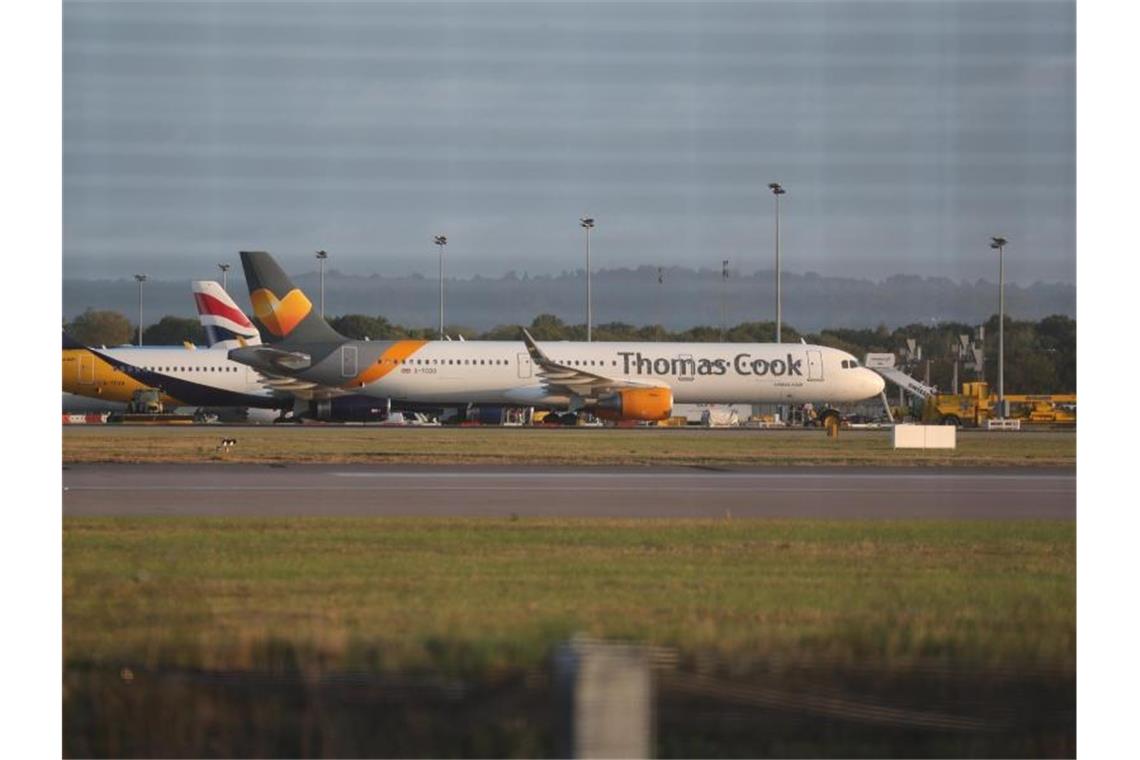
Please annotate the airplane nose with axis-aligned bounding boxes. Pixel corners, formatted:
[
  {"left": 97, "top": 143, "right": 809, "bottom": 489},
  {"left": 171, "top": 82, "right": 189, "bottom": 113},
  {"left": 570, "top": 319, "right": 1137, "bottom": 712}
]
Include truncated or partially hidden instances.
[{"left": 866, "top": 369, "right": 885, "bottom": 396}]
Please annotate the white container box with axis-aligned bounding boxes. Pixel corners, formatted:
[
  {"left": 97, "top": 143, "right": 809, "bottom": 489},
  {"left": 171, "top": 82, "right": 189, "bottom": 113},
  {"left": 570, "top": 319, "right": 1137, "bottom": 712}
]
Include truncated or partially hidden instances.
[{"left": 892, "top": 424, "right": 956, "bottom": 449}]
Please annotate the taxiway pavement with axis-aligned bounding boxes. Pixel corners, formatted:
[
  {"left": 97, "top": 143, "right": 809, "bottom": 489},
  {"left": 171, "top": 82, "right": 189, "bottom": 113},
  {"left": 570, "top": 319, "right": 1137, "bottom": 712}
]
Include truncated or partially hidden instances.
[{"left": 62, "top": 464, "right": 1075, "bottom": 519}]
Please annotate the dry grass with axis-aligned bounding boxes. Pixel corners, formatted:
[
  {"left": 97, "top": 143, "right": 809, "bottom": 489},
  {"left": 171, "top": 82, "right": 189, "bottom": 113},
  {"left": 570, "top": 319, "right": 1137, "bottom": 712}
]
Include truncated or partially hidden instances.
[{"left": 62, "top": 426, "right": 1076, "bottom": 467}]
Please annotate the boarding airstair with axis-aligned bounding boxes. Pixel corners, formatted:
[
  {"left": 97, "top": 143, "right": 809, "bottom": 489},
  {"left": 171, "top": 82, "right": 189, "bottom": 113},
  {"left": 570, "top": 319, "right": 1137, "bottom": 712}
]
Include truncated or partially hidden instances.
[{"left": 863, "top": 353, "right": 937, "bottom": 399}]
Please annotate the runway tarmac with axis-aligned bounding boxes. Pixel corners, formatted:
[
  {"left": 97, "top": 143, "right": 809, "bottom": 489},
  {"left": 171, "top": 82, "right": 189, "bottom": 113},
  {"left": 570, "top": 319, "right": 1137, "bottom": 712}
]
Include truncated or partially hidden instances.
[{"left": 62, "top": 464, "right": 1075, "bottom": 519}]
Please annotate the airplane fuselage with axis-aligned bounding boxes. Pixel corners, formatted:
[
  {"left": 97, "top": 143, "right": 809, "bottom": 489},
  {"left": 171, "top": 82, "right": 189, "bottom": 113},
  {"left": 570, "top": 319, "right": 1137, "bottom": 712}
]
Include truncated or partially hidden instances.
[
  {"left": 235, "top": 339, "right": 885, "bottom": 407},
  {"left": 62, "top": 345, "right": 280, "bottom": 408}
]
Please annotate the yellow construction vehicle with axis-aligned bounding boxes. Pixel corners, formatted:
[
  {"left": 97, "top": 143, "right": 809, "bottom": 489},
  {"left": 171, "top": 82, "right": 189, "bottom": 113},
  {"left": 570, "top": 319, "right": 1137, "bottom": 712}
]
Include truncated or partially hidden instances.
[
  {"left": 126, "top": 388, "right": 164, "bottom": 414},
  {"left": 920, "top": 382, "right": 1076, "bottom": 427},
  {"left": 109, "top": 388, "right": 196, "bottom": 424}
]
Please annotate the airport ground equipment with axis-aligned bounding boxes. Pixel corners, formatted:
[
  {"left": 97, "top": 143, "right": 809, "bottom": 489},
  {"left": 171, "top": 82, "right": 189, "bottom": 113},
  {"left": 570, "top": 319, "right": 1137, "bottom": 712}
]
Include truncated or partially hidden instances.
[
  {"left": 109, "top": 388, "right": 196, "bottom": 424},
  {"left": 865, "top": 353, "right": 1075, "bottom": 427},
  {"left": 126, "top": 388, "right": 164, "bottom": 414},
  {"left": 920, "top": 382, "right": 1076, "bottom": 428},
  {"left": 864, "top": 353, "right": 937, "bottom": 400}
]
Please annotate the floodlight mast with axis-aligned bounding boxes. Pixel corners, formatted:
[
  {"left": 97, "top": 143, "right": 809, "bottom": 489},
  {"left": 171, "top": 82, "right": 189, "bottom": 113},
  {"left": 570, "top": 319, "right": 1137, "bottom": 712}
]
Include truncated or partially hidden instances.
[
  {"left": 721, "top": 259, "right": 730, "bottom": 339},
  {"left": 433, "top": 236, "right": 448, "bottom": 339},
  {"left": 990, "top": 236, "right": 1008, "bottom": 412},
  {"left": 580, "top": 217, "right": 595, "bottom": 341},
  {"left": 768, "top": 182, "right": 787, "bottom": 342},
  {"left": 315, "top": 250, "right": 329, "bottom": 317},
  {"left": 133, "top": 274, "right": 147, "bottom": 346}
]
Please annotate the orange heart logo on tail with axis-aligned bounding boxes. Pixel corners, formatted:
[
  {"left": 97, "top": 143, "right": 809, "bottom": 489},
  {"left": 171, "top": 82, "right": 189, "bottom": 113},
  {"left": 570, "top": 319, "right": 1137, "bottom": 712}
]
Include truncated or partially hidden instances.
[{"left": 250, "top": 288, "right": 312, "bottom": 337}]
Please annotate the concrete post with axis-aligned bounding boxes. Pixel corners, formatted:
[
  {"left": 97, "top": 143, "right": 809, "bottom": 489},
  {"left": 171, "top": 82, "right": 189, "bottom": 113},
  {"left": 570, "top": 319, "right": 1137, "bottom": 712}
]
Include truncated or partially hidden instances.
[{"left": 555, "top": 638, "right": 652, "bottom": 759}]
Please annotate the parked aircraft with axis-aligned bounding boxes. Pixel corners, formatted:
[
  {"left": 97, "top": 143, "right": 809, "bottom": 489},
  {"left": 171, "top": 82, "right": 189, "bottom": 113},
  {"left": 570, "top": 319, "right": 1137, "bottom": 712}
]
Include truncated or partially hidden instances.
[
  {"left": 61, "top": 331, "right": 281, "bottom": 411},
  {"left": 63, "top": 281, "right": 391, "bottom": 421},
  {"left": 230, "top": 251, "right": 886, "bottom": 422}
]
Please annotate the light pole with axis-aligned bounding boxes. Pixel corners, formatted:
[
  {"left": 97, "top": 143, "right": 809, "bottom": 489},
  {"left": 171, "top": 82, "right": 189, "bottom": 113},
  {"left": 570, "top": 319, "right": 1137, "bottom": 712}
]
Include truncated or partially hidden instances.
[
  {"left": 657, "top": 266, "right": 664, "bottom": 339},
  {"left": 433, "top": 235, "right": 447, "bottom": 338},
  {"left": 217, "top": 263, "right": 230, "bottom": 292},
  {"left": 990, "top": 236, "right": 1008, "bottom": 412},
  {"left": 133, "top": 274, "right": 147, "bottom": 346},
  {"left": 768, "top": 182, "right": 787, "bottom": 342},
  {"left": 721, "top": 259, "right": 729, "bottom": 339},
  {"left": 580, "top": 217, "right": 595, "bottom": 341},
  {"left": 315, "top": 250, "right": 328, "bottom": 317}
]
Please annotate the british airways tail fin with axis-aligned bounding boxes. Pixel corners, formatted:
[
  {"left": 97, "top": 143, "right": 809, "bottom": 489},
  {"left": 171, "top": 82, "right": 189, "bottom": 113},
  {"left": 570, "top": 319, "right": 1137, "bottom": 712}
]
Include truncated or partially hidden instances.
[
  {"left": 238, "top": 251, "right": 344, "bottom": 345},
  {"left": 192, "top": 280, "right": 263, "bottom": 348}
]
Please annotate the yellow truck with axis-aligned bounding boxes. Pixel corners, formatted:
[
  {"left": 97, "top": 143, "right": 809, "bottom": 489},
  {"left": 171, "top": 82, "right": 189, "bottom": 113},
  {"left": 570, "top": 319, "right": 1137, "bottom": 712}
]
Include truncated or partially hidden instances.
[{"left": 921, "top": 382, "right": 1076, "bottom": 427}]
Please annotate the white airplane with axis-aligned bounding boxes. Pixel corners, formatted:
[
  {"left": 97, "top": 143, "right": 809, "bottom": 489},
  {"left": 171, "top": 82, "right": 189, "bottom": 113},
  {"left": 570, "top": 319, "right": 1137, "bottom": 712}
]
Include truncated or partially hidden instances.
[
  {"left": 230, "top": 251, "right": 886, "bottom": 422},
  {"left": 62, "top": 282, "right": 278, "bottom": 412},
  {"left": 64, "top": 280, "right": 393, "bottom": 422}
]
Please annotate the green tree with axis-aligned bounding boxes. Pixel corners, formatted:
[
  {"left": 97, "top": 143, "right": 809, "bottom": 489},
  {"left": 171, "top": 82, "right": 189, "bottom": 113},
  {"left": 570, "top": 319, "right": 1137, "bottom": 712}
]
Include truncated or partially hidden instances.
[
  {"left": 1036, "top": 314, "right": 1077, "bottom": 392},
  {"left": 65, "top": 309, "right": 133, "bottom": 346},
  {"left": 142, "top": 316, "right": 207, "bottom": 346},
  {"left": 528, "top": 314, "right": 568, "bottom": 340},
  {"left": 329, "top": 314, "right": 397, "bottom": 340},
  {"left": 675, "top": 325, "right": 721, "bottom": 342},
  {"left": 482, "top": 324, "right": 527, "bottom": 340},
  {"left": 594, "top": 322, "right": 640, "bottom": 341}
]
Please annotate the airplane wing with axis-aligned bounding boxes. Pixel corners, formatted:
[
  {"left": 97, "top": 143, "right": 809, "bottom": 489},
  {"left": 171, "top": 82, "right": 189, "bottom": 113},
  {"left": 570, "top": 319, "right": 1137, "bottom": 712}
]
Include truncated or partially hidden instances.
[
  {"left": 231, "top": 345, "right": 312, "bottom": 371},
  {"left": 254, "top": 374, "right": 349, "bottom": 401},
  {"left": 228, "top": 345, "right": 351, "bottom": 401},
  {"left": 520, "top": 328, "right": 665, "bottom": 397}
]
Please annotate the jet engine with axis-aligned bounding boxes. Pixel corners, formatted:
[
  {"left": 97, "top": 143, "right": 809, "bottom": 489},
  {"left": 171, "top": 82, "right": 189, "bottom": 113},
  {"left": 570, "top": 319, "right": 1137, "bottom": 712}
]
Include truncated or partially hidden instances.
[
  {"left": 595, "top": 387, "right": 673, "bottom": 421},
  {"left": 302, "top": 395, "right": 390, "bottom": 422}
]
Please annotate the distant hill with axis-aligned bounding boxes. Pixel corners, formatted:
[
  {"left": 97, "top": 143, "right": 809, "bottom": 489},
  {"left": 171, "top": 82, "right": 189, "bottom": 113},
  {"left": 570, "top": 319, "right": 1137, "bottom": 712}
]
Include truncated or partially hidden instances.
[{"left": 63, "top": 267, "right": 1075, "bottom": 333}]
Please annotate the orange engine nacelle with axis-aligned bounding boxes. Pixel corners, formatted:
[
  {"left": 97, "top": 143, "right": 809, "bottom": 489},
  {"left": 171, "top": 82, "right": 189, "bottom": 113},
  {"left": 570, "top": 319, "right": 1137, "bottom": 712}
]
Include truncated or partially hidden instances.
[{"left": 595, "top": 388, "right": 673, "bottom": 421}]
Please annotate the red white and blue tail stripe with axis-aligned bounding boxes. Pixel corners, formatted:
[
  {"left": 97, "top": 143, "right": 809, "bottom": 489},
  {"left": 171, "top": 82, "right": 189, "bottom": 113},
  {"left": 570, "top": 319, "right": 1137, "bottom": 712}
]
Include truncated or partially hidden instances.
[{"left": 192, "top": 281, "right": 262, "bottom": 348}]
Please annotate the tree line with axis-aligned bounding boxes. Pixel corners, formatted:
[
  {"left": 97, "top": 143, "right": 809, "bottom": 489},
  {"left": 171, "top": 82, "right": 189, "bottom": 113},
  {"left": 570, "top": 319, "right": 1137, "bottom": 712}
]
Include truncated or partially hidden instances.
[{"left": 64, "top": 309, "right": 1076, "bottom": 394}]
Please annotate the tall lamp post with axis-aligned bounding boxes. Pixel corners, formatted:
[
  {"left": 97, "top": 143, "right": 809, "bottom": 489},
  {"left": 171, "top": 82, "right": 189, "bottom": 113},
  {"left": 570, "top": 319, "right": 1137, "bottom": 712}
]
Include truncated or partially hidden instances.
[
  {"left": 217, "top": 263, "right": 230, "bottom": 292},
  {"left": 768, "top": 182, "right": 787, "bottom": 342},
  {"left": 433, "top": 235, "right": 447, "bottom": 338},
  {"left": 315, "top": 250, "right": 328, "bottom": 317},
  {"left": 580, "top": 217, "right": 595, "bottom": 341},
  {"left": 990, "top": 236, "right": 1008, "bottom": 412},
  {"left": 721, "top": 259, "right": 730, "bottom": 339},
  {"left": 657, "top": 266, "right": 664, "bottom": 339},
  {"left": 133, "top": 274, "right": 147, "bottom": 346}
]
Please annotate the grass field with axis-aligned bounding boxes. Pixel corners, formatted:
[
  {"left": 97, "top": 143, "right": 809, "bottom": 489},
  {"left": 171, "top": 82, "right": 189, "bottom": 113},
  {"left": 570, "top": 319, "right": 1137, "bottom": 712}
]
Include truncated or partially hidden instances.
[
  {"left": 64, "top": 517, "right": 1075, "bottom": 674},
  {"left": 62, "top": 426, "right": 1076, "bottom": 467}
]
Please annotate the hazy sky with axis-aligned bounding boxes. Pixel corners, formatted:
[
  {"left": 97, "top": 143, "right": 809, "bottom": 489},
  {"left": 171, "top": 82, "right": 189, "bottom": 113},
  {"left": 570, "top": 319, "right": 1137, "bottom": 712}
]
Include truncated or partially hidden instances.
[{"left": 63, "top": 1, "right": 1075, "bottom": 284}]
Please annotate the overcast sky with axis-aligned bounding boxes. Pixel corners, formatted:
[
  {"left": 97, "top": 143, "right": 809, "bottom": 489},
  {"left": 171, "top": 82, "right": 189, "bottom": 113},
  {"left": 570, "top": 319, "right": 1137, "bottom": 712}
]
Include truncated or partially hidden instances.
[{"left": 63, "top": 1, "right": 1075, "bottom": 285}]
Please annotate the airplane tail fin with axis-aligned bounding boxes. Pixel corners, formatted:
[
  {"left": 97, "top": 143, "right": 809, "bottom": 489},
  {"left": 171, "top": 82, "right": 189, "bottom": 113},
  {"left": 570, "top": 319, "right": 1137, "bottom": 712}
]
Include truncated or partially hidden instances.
[
  {"left": 192, "top": 280, "right": 263, "bottom": 348},
  {"left": 238, "top": 251, "right": 344, "bottom": 345}
]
